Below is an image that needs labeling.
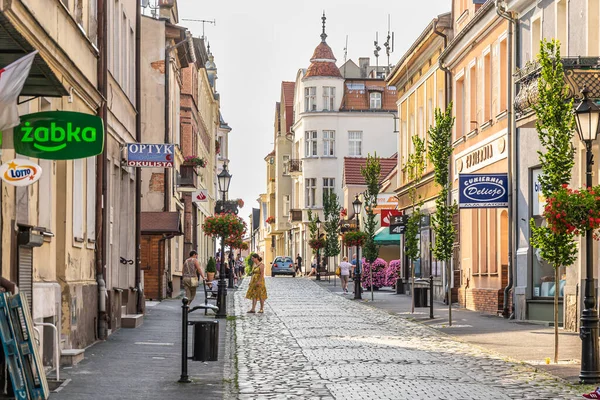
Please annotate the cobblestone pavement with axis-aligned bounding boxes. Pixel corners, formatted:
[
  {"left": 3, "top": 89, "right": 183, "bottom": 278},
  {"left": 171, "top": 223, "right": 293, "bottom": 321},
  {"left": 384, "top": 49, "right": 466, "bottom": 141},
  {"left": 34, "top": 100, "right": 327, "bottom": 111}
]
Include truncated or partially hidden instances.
[{"left": 232, "top": 277, "right": 582, "bottom": 400}]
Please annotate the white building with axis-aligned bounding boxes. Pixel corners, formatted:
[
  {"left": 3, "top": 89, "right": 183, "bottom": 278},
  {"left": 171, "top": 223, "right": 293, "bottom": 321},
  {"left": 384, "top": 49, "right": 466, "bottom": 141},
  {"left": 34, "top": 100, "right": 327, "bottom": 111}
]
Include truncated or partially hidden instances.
[{"left": 289, "top": 16, "right": 398, "bottom": 264}]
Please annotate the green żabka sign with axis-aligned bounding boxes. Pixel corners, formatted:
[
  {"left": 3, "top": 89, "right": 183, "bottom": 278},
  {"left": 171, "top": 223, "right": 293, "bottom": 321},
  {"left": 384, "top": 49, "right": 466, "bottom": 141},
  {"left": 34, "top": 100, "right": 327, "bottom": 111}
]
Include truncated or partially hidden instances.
[{"left": 14, "top": 111, "right": 104, "bottom": 160}]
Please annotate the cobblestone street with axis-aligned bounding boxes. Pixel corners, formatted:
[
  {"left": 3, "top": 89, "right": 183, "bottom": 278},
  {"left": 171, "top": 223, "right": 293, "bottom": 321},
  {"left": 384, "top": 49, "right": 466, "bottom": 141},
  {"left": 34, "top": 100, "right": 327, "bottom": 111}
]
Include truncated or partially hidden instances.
[{"left": 233, "top": 277, "right": 582, "bottom": 400}]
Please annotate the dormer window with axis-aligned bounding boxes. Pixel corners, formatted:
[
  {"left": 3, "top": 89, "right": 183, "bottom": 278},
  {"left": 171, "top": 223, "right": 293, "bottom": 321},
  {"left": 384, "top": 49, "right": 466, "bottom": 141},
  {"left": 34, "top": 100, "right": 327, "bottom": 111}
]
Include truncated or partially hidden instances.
[
  {"left": 370, "top": 92, "right": 382, "bottom": 109},
  {"left": 305, "top": 87, "right": 316, "bottom": 111}
]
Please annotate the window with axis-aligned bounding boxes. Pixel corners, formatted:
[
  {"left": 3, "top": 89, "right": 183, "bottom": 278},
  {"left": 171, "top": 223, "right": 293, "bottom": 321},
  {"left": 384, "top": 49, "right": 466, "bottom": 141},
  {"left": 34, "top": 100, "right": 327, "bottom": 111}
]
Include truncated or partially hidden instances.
[
  {"left": 113, "top": 0, "right": 119, "bottom": 82},
  {"left": 346, "top": 82, "right": 365, "bottom": 90},
  {"left": 499, "top": 39, "right": 508, "bottom": 113},
  {"left": 122, "top": 11, "right": 127, "bottom": 87},
  {"left": 323, "top": 178, "right": 335, "bottom": 200},
  {"left": 469, "top": 63, "right": 477, "bottom": 130},
  {"left": 556, "top": 0, "right": 567, "bottom": 54},
  {"left": 305, "top": 131, "right": 317, "bottom": 157},
  {"left": 588, "top": 0, "right": 599, "bottom": 56},
  {"left": 89, "top": 0, "right": 98, "bottom": 45},
  {"left": 531, "top": 17, "right": 541, "bottom": 62},
  {"left": 483, "top": 52, "right": 492, "bottom": 122},
  {"left": 283, "top": 195, "right": 290, "bottom": 217},
  {"left": 370, "top": 92, "right": 382, "bottom": 109},
  {"left": 348, "top": 131, "right": 362, "bottom": 156},
  {"left": 455, "top": 76, "right": 465, "bottom": 139},
  {"left": 323, "top": 87, "right": 336, "bottom": 111},
  {"left": 86, "top": 157, "right": 96, "bottom": 243},
  {"left": 130, "top": 27, "right": 135, "bottom": 99},
  {"left": 73, "top": 159, "right": 84, "bottom": 241},
  {"left": 282, "top": 155, "right": 290, "bottom": 175},
  {"left": 305, "top": 178, "right": 316, "bottom": 207},
  {"left": 323, "top": 130, "right": 335, "bottom": 156},
  {"left": 75, "top": 0, "right": 83, "bottom": 26},
  {"left": 304, "top": 87, "right": 316, "bottom": 111}
]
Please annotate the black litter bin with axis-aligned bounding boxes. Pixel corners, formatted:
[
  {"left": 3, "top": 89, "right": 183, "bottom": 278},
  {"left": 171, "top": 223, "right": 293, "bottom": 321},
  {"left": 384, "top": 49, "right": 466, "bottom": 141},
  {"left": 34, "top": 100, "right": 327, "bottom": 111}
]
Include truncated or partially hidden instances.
[
  {"left": 414, "top": 287, "right": 429, "bottom": 307},
  {"left": 191, "top": 320, "right": 219, "bottom": 361}
]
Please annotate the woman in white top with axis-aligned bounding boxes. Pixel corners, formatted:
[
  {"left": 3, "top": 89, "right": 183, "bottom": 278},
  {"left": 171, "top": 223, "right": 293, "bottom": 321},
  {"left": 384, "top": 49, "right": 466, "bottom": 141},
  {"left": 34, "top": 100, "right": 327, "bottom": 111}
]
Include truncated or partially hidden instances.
[{"left": 339, "top": 256, "right": 353, "bottom": 293}]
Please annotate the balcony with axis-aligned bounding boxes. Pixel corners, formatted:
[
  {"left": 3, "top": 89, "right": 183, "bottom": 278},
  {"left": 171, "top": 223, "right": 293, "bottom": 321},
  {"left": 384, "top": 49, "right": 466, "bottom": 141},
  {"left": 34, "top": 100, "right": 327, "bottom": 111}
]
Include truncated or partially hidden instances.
[
  {"left": 514, "top": 57, "right": 600, "bottom": 125},
  {"left": 289, "top": 209, "right": 302, "bottom": 222},
  {"left": 177, "top": 165, "right": 198, "bottom": 192},
  {"left": 289, "top": 160, "right": 302, "bottom": 175}
]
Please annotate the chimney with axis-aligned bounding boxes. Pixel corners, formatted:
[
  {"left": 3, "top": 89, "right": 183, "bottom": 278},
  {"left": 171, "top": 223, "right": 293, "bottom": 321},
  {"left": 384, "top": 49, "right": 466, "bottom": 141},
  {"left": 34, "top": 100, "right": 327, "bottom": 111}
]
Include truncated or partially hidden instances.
[{"left": 359, "top": 57, "right": 370, "bottom": 78}]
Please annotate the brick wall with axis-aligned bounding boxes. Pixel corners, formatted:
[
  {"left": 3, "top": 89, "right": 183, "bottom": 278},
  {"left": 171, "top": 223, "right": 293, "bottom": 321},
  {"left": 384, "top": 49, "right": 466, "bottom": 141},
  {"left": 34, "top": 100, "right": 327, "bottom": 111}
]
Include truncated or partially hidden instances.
[
  {"left": 458, "top": 287, "right": 502, "bottom": 314},
  {"left": 149, "top": 173, "right": 164, "bottom": 192}
]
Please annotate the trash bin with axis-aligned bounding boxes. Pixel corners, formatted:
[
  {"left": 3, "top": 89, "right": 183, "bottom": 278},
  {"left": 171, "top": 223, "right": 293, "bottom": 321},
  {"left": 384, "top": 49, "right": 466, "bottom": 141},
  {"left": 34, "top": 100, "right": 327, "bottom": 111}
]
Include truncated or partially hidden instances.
[
  {"left": 414, "top": 287, "right": 429, "bottom": 307},
  {"left": 191, "top": 320, "right": 218, "bottom": 361}
]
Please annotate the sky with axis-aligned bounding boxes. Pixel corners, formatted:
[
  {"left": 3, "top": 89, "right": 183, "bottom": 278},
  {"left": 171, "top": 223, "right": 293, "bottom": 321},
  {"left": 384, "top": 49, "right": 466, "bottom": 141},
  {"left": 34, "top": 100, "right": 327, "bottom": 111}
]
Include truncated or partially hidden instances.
[{"left": 175, "top": 0, "right": 452, "bottom": 223}]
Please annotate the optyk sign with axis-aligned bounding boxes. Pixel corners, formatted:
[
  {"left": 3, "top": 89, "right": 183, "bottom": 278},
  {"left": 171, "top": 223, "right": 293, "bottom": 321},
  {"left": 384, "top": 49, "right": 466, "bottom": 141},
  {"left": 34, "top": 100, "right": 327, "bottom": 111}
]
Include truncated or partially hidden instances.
[
  {"left": 459, "top": 173, "right": 508, "bottom": 208},
  {"left": 127, "top": 143, "right": 174, "bottom": 167},
  {"left": 14, "top": 111, "right": 104, "bottom": 160},
  {"left": 0, "top": 159, "right": 42, "bottom": 186}
]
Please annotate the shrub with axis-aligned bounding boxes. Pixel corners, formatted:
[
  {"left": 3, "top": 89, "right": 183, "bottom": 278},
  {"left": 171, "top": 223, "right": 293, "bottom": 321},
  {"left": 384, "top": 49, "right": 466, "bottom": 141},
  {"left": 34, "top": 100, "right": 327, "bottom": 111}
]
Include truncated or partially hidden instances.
[
  {"left": 206, "top": 257, "right": 217, "bottom": 273},
  {"left": 384, "top": 259, "right": 402, "bottom": 287},
  {"left": 361, "top": 258, "right": 388, "bottom": 289}
]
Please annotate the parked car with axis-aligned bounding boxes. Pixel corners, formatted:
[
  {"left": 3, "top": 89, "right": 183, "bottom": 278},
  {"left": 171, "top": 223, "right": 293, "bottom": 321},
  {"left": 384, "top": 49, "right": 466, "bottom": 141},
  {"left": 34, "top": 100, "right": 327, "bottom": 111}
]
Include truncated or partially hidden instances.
[{"left": 271, "top": 256, "right": 295, "bottom": 277}]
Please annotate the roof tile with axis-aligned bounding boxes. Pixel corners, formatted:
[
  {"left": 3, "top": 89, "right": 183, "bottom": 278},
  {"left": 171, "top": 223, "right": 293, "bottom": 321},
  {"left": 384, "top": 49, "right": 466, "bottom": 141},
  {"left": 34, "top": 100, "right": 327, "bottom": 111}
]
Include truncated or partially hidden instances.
[{"left": 343, "top": 156, "right": 397, "bottom": 186}]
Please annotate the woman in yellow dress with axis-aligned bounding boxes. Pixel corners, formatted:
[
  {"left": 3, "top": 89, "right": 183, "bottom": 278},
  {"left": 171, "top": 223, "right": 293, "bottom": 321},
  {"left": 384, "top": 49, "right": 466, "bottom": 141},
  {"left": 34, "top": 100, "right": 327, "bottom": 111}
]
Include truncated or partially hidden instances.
[{"left": 246, "top": 253, "right": 267, "bottom": 313}]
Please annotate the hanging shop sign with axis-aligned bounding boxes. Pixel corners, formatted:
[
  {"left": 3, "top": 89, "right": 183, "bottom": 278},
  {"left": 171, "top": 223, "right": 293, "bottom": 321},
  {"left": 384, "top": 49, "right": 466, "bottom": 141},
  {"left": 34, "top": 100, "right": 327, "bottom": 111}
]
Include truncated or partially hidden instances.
[
  {"left": 14, "top": 111, "right": 104, "bottom": 160},
  {"left": 389, "top": 215, "right": 408, "bottom": 235},
  {"left": 372, "top": 193, "right": 398, "bottom": 214},
  {"left": 192, "top": 189, "right": 209, "bottom": 203},
  {"left": 459, "top": 173, "right": 508, "bottom": 208},
  {"left": 381, "top": 209, "right": 402, "bottom": 227},
  {"left": 0, "top": 159, "right": 43, "bottom": 187},
  {"left": 126, "top": 143, "right": 174, "bottom": 167}
]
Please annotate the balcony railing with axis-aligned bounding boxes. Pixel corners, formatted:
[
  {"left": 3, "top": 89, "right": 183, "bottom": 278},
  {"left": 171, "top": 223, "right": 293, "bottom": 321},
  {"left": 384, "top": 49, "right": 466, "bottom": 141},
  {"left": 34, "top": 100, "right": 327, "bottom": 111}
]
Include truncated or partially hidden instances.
[
  {"left": 177, "top": 165, "right": 198, "bottom": 189},
  {"left": 290, "top": 209, "right": 302, "bottom": 222},
  {"left": 289, "top": 160, "right": 302, "bottom": 174}
]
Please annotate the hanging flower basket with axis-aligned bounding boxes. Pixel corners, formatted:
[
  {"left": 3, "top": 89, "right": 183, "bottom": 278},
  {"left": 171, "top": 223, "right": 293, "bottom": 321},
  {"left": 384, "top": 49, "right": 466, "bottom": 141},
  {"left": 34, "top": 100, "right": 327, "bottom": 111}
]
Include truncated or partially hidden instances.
[
  {"left": 544, "top": 184, "right": 600, "bottom": 237},
  {"left": 343, "top": 231, "right": 368, "bottom": 247},
  {"left": 308, "top": 238, "right": 326, "bottom": 250},
  {"left": 240, "top": 242, "right": 249, "bottom": 251},
  {"left": 183, "top": 155, "right": 206, "bottom": 167},
  {"left": 225, "top": 234, "right": 244, "bottom": 249},
  {"left": 265, "top": 216, "right": 275, "bottom": 224},
  {"left": 202, "top": 213, "right": 247, "bottom": 238}
]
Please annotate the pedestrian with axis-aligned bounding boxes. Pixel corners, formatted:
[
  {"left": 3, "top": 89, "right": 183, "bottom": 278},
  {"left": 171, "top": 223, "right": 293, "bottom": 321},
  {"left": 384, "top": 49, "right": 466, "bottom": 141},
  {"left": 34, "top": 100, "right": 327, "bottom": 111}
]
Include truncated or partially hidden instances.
[
  {"left": 182, "top": 251, "right": 205, "bottom": 304},
  {"left": 338, "top": 256, "right": 353, "bottom": 294},
  {"left": 245, "top": 253, "right": 267, "bottom": 313},
  {"left": 351, "top": 254, "right": 357, "bottom": 280},
  {"left": 295, "top": 253, "right": 303, "bottom": 275},
  {"left": 306, "top": 256, "right": 317, "bottom": 277},
  {"left": 236, "top": 254, "right": 245, "bottom": 279}
]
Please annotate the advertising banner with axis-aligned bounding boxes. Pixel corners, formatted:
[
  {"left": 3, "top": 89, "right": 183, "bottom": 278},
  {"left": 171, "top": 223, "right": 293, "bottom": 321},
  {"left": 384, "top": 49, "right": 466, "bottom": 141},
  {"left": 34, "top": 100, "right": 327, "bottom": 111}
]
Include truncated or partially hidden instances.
[
  {"left": 127, "top": 143, "right": 175, "bottom": 167},
  {"left": 0, "top": 159, "right": 42, "bottom": 186},
  {"left": 459, "top": 173, "right": 508, "bottom": 208}
]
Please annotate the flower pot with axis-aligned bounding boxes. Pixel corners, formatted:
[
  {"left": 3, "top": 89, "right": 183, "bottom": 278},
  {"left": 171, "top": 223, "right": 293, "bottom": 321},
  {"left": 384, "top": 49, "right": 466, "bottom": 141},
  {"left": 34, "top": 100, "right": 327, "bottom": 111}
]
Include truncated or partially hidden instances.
[{"left": 207, "top": 272, "right": 215, "bottom": 282}]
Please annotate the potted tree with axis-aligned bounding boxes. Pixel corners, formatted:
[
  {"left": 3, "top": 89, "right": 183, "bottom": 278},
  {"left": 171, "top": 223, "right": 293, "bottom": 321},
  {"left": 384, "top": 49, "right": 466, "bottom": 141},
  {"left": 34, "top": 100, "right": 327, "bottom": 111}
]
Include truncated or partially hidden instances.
[{"left": 206, "top": 257, "right": 217, "bottom": 282}]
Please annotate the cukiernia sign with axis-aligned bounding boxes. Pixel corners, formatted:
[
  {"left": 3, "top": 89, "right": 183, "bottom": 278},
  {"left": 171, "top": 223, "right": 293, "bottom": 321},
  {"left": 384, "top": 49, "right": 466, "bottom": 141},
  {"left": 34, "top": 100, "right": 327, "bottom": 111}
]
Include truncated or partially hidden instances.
[
  {"left": 14, "top": 111, "right": 104, "bottom": 160},
  {"left": 458, "top": 173, "right": 508, "bottom": 208}
]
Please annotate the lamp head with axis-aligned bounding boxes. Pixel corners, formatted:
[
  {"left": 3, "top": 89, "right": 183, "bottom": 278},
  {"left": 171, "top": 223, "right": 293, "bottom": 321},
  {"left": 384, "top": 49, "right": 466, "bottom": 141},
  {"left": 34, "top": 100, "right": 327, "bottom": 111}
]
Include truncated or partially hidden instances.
[
  {"left": 352, "top": 194, "right": 363, "bottom": 215},
  {"left": 218, "top": 162, "right": 232, "bottom": 193},
  {"left": 316, "top": 216, "right": 321, "bottom": 230},
  {"left": 575, "top": 87, "right": 600, "bottom": 143}
]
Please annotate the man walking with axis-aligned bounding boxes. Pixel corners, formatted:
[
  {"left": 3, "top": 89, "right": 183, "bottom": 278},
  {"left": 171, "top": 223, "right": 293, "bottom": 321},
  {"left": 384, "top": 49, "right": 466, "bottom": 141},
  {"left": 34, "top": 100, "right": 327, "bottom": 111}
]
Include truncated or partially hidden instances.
[
  {"left": 182, "top": 251, "right": 205, "bottom": 304},
  {"left": 296, "top": 253, "right": 303, "bottom": 276}
]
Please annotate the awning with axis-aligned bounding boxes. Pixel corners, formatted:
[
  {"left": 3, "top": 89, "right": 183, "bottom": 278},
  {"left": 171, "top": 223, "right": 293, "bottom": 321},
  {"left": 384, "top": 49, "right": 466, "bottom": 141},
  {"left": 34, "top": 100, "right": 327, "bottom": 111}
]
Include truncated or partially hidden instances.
[
  {"left": 141, "top": 212, "right": 183, "bottom": 235},
  {"left": 0, "top": 12, "right": 68, "bottom": 98},
  {"left": 374, "top": 227, "right": 400, "bottom": 246}
]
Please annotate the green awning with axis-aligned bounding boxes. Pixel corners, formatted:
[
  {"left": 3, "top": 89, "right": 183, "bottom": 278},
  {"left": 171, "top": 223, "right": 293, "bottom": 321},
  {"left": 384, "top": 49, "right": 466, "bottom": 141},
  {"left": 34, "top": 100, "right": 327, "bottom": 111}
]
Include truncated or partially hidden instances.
[{"left": 374, "top": 227, "right": 400, "bottom": 246}]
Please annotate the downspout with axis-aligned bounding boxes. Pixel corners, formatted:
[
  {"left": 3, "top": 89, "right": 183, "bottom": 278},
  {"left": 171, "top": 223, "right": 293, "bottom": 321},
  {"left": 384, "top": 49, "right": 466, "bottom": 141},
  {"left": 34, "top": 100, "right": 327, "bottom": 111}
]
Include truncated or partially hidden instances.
[
  {"left": 496, "top": 0, "right": 516, "bottom": 319},
  {"left": 96, "top": 0, "right": 108, "bottom": 340},
  {"left": 135, "top": 0, "right": 143, "bottom": 314},
  {"left": 164, "top": 39, "right": 171, "bottom": 213}
]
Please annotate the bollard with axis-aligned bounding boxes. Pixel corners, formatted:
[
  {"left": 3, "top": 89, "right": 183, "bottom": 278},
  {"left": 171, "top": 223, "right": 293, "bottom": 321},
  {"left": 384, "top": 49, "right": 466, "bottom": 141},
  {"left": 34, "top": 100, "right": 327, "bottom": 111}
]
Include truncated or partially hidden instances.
[
  {"left": 178, "top": 297, "right": 190, "bottom": 383},
  {"left": 395, "top": 277, "right": 403, "bottom": 295},
  {"left": 429, "top": 275, "right": 434, "bottom": 319}
]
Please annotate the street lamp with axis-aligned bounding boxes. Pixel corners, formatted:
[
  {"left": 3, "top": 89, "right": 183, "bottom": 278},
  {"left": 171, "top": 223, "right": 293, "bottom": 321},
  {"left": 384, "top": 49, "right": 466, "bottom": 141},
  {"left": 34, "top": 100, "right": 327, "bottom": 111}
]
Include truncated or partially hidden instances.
[
  {"left": 216, "top": 163, "right": 232, "bottom": 319},
  {"left": 316, "top": 216, "right": 322, "bottom": 281},
  {"left": 574, "top": 87, "right": 600, "bottom": 383},
  {"left": 353, "top": 195, "right": 363, "bottom": 300}
]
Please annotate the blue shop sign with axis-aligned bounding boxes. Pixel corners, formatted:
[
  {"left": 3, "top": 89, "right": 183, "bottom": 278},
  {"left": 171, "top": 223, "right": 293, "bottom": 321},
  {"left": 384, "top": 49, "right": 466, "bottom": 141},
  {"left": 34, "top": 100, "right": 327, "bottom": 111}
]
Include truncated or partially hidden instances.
[
  {"left": 459, "top": 173, "right": 508, "bottom": 208},
  {"left": 127, "top": 143, "right": 175, "bottom": 167}
]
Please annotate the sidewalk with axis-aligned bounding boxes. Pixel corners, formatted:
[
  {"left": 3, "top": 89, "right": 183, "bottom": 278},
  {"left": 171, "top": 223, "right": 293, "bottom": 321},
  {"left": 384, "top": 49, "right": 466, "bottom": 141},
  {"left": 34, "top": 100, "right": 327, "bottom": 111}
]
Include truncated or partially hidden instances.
[
  {"left": 315, "top": 277, "right": 582, "bottom": 383},
  {"left": 49, "top": 296, "right": 233, "bottom": 400}
]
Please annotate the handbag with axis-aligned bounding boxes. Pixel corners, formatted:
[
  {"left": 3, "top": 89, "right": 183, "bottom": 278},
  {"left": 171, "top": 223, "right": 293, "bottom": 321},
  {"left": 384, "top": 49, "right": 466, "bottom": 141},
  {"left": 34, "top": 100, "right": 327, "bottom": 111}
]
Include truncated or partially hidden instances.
[
  {"left": 190, "top": 277, "right": 199, "bottom": 287},
  {"left": 335, "top": 267, "right": 341, "bottom": 276}
]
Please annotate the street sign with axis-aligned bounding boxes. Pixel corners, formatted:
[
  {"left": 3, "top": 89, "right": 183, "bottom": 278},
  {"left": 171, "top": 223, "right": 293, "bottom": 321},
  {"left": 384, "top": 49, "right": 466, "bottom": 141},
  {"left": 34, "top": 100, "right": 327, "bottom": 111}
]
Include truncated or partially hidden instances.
[
  {"left": 0, "top": 159, "right": 42, "bottom": 186},
  {"left": 458, "top": 173, "right": 508, "bottom": 208},
  {"left": 126, "top": 143, "right": 175, "bottom": 167},
  {"left": 14, "top": 111, "right": 104, "bottom": 160},
  {"left": 192, "top": 189, "right": 208, "bottom": 202},
  {"left": 389, "top": 215, "right": 408, "bottom": 235}
]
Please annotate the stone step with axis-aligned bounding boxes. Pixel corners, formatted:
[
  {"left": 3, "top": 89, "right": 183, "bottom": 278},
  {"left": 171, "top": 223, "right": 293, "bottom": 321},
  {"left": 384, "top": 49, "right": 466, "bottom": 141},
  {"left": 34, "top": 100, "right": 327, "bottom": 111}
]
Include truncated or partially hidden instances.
[
  {"left": 122, "top": 314, "right": 144, "bottom": 329},
  {"left": 121, "top": 305, "right": 127, "bottom": 317},
  {"left": 60, "top": 349, "right": 85, "bottom": 366}
]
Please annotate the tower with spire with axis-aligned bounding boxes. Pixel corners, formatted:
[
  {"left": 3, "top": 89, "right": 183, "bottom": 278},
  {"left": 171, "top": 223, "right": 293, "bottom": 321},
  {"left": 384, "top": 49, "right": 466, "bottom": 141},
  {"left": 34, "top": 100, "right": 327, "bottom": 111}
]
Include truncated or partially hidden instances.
[{"left": 304, "top": 12, "right": 342, "bottom": 79}]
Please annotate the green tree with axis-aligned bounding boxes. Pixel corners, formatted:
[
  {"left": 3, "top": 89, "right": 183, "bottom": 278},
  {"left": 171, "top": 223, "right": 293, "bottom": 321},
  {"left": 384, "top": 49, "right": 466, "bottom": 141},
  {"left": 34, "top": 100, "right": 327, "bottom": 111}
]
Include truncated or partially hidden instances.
[
  {"left": 427, "top": 103, "right": 457, "bottom": 325},
  {"left": 405, "top": 135, "right": 426, "bottom": 313},
  {"left": 323, "top": 192, "right": 342, "bottom": 270},
  {"left": 529, "top": 39, "right": 577, "bottom": 364},
  {"left": 307, "top": 209, "right": 319, "bottom": 252},
  {"left": 360, "top": 153, "right": 382, "bottom": 300}
]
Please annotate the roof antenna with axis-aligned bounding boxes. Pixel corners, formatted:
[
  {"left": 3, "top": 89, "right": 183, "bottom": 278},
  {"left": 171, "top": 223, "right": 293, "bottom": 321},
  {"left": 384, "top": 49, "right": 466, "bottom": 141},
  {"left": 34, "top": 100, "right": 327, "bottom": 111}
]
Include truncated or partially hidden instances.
[
  {"left": 321, "top": 11, "right": 327, "bottom": 42},
  {"left": 343, "top": 35, "right": 348, "bottom": 78},
  {"left": 374, "top": 32, "right": 381, "bottom": 78},
  {"left": 181, "top": 18, "right": 216, "bottom": 39},
  {"left": 384, "top": 14, "right": 394, "bottom": 75}
]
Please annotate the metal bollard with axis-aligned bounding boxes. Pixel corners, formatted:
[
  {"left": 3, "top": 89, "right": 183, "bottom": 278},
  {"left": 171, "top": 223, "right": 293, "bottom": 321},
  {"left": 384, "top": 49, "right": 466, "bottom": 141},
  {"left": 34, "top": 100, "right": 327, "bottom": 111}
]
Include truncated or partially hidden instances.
[
  {"left": 179, "top": 297, "right": 190, "bottom": 383},
  {"left": 429, "top": 275, "right": 434, "bottom": 319},
  {"left": 395, "top": 278, "right": 403, "bottom": 295}
]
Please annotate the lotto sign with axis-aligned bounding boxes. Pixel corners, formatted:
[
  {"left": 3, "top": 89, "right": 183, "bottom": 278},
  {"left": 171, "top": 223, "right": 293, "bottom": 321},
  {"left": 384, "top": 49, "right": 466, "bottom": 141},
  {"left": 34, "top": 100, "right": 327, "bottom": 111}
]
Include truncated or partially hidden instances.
[
  {"left": 193, "top": 189, "right": 208, "bottom": 202},
  {"left": 459, "top": 173, "right": 508, "bottom": 208},
  {"left": 14, "top": 111, "right": 104, "bottom": 160},
  {"left": 0, "top": 159, "right": 42, "bottom": 186}
]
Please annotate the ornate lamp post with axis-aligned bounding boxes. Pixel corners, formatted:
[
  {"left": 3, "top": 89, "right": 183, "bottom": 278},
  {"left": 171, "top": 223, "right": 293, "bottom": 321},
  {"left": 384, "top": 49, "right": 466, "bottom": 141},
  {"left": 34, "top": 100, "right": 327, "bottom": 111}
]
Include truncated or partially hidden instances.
[
  {"left": 216, "top": 163, "right": 232, "bottom": 319},
  {"left": 575, "top": 87, "right": 600, "bottom": 383},
  {"left": 353, "top": 195, "right": 363, "bottom": 300},
  {"left": 316, "top": 217, "right": 322, "bottom": 281}
]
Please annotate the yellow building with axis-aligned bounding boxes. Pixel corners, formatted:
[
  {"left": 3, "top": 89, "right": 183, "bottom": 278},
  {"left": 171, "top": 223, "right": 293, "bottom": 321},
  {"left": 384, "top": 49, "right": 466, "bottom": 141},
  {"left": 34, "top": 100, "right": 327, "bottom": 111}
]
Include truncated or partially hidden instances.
[{"left": 387, "top": 12, "right": 453, "bottom": 302}]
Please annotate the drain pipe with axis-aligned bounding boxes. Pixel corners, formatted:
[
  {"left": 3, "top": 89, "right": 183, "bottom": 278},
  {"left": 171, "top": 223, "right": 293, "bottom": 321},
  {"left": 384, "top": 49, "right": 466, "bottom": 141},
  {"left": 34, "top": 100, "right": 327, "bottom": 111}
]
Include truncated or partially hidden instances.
[
  {"left": 135, "top": 0, "right": 143, "bottom": 314},
  {"left": 496, "top": 0, "right": 516, "bottom": 319}
]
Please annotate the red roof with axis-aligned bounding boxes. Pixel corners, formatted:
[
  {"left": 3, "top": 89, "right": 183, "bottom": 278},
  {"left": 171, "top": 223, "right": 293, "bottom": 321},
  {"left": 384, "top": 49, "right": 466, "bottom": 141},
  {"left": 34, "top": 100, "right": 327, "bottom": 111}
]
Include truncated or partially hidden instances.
[
  {"left": 305, "top": 42, "right": 342, "bottom": 78},
  {"left": 141, "top": 212, "right": 183, "bottom": 235},
  {"left": 343, "top": 155, "right": 398, "bottom": 186},
  {"left": 310, "top": 42, "right": 337, "bottom": 61},
  {"left": 282, "top": 82, "right": 295, "bottom": 106}
]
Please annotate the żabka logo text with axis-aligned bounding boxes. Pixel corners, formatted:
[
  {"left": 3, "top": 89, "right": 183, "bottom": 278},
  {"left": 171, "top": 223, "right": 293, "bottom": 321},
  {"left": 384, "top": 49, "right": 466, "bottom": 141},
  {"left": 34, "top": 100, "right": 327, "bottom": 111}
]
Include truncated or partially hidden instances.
[{"left": 0, "top": 159, "right": 43, "bottom": 187}]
